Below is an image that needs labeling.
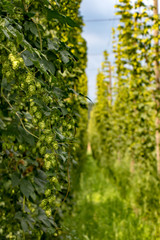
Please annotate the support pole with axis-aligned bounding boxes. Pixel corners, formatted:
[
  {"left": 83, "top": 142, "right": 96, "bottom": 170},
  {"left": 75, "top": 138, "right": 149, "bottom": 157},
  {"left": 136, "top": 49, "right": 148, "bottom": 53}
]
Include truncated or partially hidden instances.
[
  {"left": 109, "top": 63, "right": 112, "bottom": 105},
  {"left": 153, "top": 0, "right": 160, "bottom": 174}
]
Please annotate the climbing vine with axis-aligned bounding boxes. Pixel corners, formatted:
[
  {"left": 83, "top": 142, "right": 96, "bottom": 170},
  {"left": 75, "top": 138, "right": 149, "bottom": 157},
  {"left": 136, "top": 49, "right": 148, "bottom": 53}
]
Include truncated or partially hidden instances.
[
  {"left": 0, "top": 0, "right": 87, "bottom": 239},
  {"left": 89, "top": 0, "right": 160, "bottom": 237}
]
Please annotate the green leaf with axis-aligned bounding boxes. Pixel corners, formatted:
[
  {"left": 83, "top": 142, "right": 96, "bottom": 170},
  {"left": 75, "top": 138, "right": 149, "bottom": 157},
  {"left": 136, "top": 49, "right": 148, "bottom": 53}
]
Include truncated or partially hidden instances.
[
  {"left": 24, "top": 22, "right": 38, "bottom": 36},
  {"left": 30, "top": 192, "right": 37, "bottom": 201},
  {"left": 1, "top": 78, "right": 11, "bottom": 91},
  {"left": 37, "top": 169, "right": 47, "bottom": 180},
  {"left": 65, "top": 16, "right": 79, "bottom": 28},
  {"left": 21, "top": 219, "right": 28, "bottom": 232},
  {"left": 1, "top": 78, "right": 7, "bottom": 88},
  {"left": 26, "top": 158, "right": 38, "bottom": 167},
  {"left": 38, "top": 212, "right": 52, "bottom": 227},
  {"left": 7, "top": 25, "right": 23, "bottom": 44},
  {"left": 60, "top": 107, "right": 68, "bottom": 116},
  {"left": 11, "top": 173, "right": 20, "bottom": 187},
  {"left": 5, "top": 120, "right": 19, "bottom": 137},
  {"left": 20, "top": 178, "right": 34, "bottom": 198},
  {"left": 21, "top": 50, "right": 33, "bottom": 66},
  {"left": 2, "top": 28, "right": 10, "bottom": 39},
  {"left": 26, "top": 12, "right": 36, "bottom": 18},
  {"left": 69, "top": 88, "right": 93, "bottom": 102},
  {"left": 46, "top": 8, "right": 79, "bottom": 27},
  {"left": 56, "top": 130, "right": 65, "bottom": 140},
  {"left": 26, "top": 215, "right": 35, "bottom": 228},
  {"left": 60, "top": 50, "right": 70, "bottom": 64},
  {"left": 4, "top": 180, "right": 11, "bottom": 190},
  {"left": 40, "top": 58, "right": 55, "bottom": 75},
  {"left": 54, "top": 182, "right": 61, "bottom": 191},
  {"left": 15, "top": 211, "right": 22, "bottom": 220},
  {"left": 46, "top": 9, "right": 65, "bottom": 22},
  {"left": 53, "top": 87, "right": 64, "bottom": 98},
  {"left": 43, "top": 110, "right": 51, "bottom": 117},
  {"left": 41, "top": 0, "right": 50, "bottom": 6},
  {"left": 34, "top": 177, "right": 46, "bottom": 189},
  {"left": 48, "top": 39, "right": 59, "bottom": 51},
  {"left": 18, "top": 126, "right": 35, "bottom": 145},
  {"left": 59, "top": 154, "right": 66, "bottom": 162},
  {"left": 32, "top": 96, "right": 44, "bottom": 108},
  {"left": 23, "top": 112, "right": 32, "bottom": 121},
  {"left": 0, "top": 118, "right": 6, "bottom": 130}
]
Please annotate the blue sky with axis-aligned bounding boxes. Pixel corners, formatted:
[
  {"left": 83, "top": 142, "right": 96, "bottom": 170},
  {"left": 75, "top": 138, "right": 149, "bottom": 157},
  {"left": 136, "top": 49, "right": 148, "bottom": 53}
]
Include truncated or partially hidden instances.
[
  {"left": 80, "top": 0, "right": 159, "bottom": 101},
  {"left": 80, "top": 0, "right": 119, "bottom": 101}
]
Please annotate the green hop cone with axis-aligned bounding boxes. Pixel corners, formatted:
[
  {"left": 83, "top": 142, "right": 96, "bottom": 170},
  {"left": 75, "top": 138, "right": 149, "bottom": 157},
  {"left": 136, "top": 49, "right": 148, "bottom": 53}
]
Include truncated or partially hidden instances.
[
  {"left": 51, "top": 177, "right": 58, "bottom": 183},
  {"left": 46, "top": 136, "right": 53, "bottom": 144},
  {"left": 45, "top": 153, "right": 50, "bottom": 159},
  {"left": 45, "top": 209, "right": 52, "bottom": 217},
  {"left": 32, "top": 118, "right": 38, "bottom": 124},
  {"left": 45, "top": 189, "right": 51, "bottom": 197},
  {"left": 45, "top": 161, "right": 51, "bottom": 170},
  {"left": 38, "top": 121, "right": 46, "bottom": 129},
  {"left": 32, "top": 106, "right": 38, "bottom": 113},
  {"left": 40, "top": 199, "right": 47, "bottom": 208},
  {"left": 28, "top": 85, "right": 36, "bottom": 94},
  {"left": 53, "top": 142, "right": 58, "bottom": 150},
  {"left": 36, "top": 82, "right": 41, "bottom": 89},
  {"left": 48, "top": 195, "right": 56, "bottom": 204},
  {"left": 35, "top": 112, "right": 42, "bottom": 119},
  {"left": 40, "top": 146, "right": 46, "bottom": 155}
]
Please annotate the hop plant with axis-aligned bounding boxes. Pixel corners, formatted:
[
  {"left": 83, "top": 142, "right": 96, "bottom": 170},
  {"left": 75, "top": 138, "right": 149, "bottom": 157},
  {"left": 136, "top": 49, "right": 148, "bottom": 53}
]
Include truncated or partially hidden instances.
[
  {"left": 51, "top": 176, "right": 58, "bottom": 183},
  {"left": 48, "top": 195, "right": 56, "bottom": 204},
  {"left": 53, "top": 142, "right": 58, "bottom": 150},
  {"left": 8, "top": 53, "right": 23, "bottom": 70},
  {"left": 39, "top": 146, "right": 46, "bottom": 155},
  {"left": 45, "top": 208, "right": 52, "bottom": 217},
  {"left": 38, "top": 121, "right": 46, "bottom": 129},
  {"left": 35, "top": 112, "right": 42, "bottom": 119},
  {"left": 25, "top": 72, "right": 35, "bottom": 84},
  {"left": 40, "top": 199, "right": 48, "bottom": 208},
  {"left": 28, "top": 85, "right": 36, "bottom": 94},
  {"left": 46, "top": 136, "right": 53, "bottom": 144},
  {"left": 45, "top": 189, "right": 51, "bottom": 197},
  {"left": 44, "top": 161, "right": 51, "bottom": 170}
]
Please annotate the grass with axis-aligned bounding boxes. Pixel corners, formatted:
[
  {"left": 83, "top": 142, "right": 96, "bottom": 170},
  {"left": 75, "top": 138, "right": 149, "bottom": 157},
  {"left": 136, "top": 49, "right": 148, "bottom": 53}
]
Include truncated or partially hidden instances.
[{"left": 61, "top": 155, "right": 154, "bottom": 240}]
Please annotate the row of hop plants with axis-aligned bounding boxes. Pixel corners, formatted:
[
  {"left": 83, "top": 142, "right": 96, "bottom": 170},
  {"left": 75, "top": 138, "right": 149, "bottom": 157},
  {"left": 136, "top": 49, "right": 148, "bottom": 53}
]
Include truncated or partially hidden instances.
[
  {"left": 0, "top": 0, "right": 88, "bottom": 239},
  {"left": 89, "top": 0, "right": 160, "bottom": 238}
]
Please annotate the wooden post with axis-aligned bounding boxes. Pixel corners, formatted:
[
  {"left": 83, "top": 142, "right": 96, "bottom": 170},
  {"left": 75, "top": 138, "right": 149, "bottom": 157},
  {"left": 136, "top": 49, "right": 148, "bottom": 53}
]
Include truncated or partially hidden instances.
[
  {"left": 109, "top": 63, "right": 112, "bottom": 105},
  {"left": 153, "top": 0, "right": 160, "bottom": 174}
]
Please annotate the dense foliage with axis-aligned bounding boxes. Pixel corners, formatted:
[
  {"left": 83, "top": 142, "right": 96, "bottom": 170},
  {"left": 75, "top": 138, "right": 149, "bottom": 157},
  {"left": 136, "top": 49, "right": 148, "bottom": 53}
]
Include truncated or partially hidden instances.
[
  {"left": 0, "top": 0, "right": 87, "bottom": 239},
  {"left": 89, "top": 0, "right": 160, "bottom": 238}
]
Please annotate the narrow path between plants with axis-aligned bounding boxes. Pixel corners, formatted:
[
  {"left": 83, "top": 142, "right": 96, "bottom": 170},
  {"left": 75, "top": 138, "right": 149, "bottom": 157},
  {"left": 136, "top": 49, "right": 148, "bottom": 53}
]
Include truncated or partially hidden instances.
[{"left": 61, "top": 155, "right": 151, "bottom": 240}]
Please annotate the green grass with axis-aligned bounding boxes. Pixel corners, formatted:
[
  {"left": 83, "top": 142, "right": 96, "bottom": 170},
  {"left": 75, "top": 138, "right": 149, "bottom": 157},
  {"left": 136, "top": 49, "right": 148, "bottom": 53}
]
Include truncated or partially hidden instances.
[{"left": 61, "top": 155, "right": 154, "bottom": 240}]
